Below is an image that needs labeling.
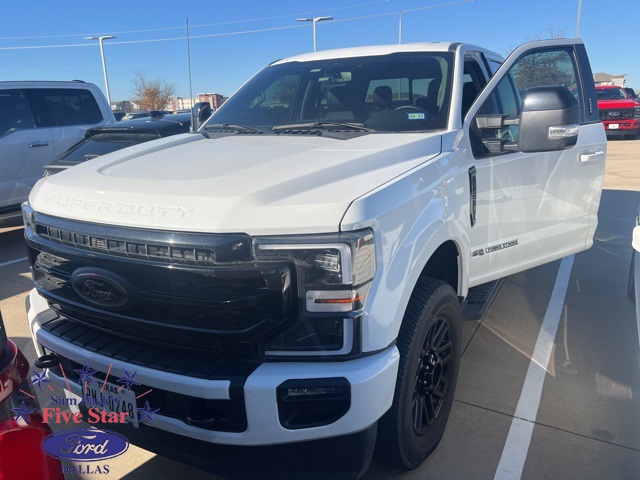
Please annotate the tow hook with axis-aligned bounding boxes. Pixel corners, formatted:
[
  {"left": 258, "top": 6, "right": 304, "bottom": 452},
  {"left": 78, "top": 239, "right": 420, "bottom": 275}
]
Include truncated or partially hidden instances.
[{"left": 34, "top": 353, "right": 61, "bottom": 369}]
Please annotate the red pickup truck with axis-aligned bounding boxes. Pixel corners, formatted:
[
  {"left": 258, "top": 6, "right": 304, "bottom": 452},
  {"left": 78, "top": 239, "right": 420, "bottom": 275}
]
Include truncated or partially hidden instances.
[{"left": 595, "top": 85, "right": 640, "bottom": 139}]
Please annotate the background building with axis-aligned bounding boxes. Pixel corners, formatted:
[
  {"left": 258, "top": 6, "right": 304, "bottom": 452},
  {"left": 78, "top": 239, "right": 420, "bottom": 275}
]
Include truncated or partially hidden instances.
[
  {"left": 169, "top": 96, "right": 198, "bottom": 111},
  {"left": 198, "top": 93, "right": 226, "bottom": 109},
  {"left": 593, "top": 72, "right": 626, "bottom": 87}
]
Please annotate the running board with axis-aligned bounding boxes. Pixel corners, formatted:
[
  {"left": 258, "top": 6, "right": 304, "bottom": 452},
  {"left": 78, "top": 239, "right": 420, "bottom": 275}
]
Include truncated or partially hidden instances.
[{"left": 461, "top": 278, "right": 504, "bottom": 321}]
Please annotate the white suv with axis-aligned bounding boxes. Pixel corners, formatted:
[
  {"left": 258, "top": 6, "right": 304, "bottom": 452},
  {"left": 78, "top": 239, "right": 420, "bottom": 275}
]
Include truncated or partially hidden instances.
[{"left": 0, "top": 81, "right": 114, "bottom": 226}]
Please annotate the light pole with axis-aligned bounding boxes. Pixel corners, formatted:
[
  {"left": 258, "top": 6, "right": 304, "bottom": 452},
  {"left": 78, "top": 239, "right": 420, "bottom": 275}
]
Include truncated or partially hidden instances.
[
  {"left": 575, "top": 0, "right": 583, "bottom": 37},
  {"left": 296, "top": 16, "right": 333, "bottom": 52},
  {"left": 85, "top": 35, "right": 116, "bottom": 104}
]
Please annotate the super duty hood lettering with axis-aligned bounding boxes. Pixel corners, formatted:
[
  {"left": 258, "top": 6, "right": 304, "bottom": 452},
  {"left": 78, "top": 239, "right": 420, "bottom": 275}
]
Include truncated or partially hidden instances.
[{"left": 45, "top": 195, "right": 197, "bottom": 219}]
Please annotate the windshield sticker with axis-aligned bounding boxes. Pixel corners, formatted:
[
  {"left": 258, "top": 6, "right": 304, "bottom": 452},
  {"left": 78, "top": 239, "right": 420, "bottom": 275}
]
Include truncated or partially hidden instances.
[{"left": 407, "top": 112, "right": 426, "bottom": 120}]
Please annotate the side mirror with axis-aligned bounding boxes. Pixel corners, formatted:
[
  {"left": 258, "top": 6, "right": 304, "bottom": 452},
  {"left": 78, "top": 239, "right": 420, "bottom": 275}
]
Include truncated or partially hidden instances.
[
  {"left": 191, "top": 102, "right": 212, "bottom": 131},
  {"left": 148, "top": 110, "right": 165, "bottom": 120},
  {"left": 518, "top": 85, "right": 580, "bottom": 152}
]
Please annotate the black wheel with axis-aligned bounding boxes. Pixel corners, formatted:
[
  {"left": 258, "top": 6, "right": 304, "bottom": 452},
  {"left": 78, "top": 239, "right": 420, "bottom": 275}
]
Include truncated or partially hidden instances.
[
  {"left": 376, "top": 278, "right": 462, "bottom": 469},
  {"left": 625, "top": 133, "right": 639, "bottom": 140}
]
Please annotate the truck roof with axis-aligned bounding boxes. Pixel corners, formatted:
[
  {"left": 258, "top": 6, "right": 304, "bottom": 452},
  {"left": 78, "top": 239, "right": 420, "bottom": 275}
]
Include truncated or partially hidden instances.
[
  {"left": 272, "top": 42, "right": 497, "bottom": 65},
  {"left": 0, "top": 80, "right": 97, "bottom": 90}
]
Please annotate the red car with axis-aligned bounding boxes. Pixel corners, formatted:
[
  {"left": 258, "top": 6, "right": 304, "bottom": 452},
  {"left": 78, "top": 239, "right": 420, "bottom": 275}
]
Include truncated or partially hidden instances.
[
  {"left": 595, "top": 85, "right": 640, "bottom": 139},
  {"left": 0, "top": 310, "right": 63, "bottom": 480}
]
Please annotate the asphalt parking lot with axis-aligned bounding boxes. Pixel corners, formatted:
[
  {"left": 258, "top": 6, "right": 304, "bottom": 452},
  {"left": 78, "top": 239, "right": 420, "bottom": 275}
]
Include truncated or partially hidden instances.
[{"left": 1, "top": 139, "right": 639, "bottom": 479}]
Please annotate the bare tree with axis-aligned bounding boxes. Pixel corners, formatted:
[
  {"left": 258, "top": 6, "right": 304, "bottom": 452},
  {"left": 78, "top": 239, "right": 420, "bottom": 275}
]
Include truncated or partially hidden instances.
[
  {"left": 504, "top": 24, "right": 567, "bottom": 56},
  {"left": 506, "top": 24, "right": 570, "bottom": 91},
  {"left": 131, "top": 71, "right": 176, "bottom": 111},
  {"left": 524, "top": 24, "right": 566, "bottom": 42}
]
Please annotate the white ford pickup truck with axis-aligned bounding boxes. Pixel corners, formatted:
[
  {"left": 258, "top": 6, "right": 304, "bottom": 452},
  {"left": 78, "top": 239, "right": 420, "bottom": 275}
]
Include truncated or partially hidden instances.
[{"left": 23, "top": 38, "right": 605, "bottom": 478}]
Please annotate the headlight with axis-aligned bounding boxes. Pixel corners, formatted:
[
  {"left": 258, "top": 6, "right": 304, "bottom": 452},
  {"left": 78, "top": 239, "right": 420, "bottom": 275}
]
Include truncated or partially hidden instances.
[
  {"left": 633, "top": 107, "right": 640, "bottom": 119},
  {"left": 21, "top": 203, "right": 34, "bottom": 230},
  {"left": 254, "top": 229, "right": 375, "bottom": 357}
]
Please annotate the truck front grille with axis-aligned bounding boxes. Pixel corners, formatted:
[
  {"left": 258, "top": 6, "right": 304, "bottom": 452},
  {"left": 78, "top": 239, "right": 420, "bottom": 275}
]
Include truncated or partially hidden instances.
[
  {"left": 600, "top": 108, "right": 633, "bottom": 120},
  {"left": 26, "top": 214, "right": 295, "bottom": 354}
]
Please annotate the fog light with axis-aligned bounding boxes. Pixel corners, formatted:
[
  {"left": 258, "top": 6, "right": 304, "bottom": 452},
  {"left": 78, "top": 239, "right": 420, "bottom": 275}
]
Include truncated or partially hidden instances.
[
  {"left": 276, "top": 378, "right": 350, "bottom": 429},
  {"left": 287, "top": 386, "right": 342, "bottom": 396}
]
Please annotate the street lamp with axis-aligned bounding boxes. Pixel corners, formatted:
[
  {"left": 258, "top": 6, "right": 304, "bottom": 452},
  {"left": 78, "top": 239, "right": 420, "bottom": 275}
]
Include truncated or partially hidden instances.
[
  {"left": 84, "top": 35, "right": 117, "bottom": 104},
  {"left": 576, "top": 0, "right": 583, "bottom": 37},
  {"left": 296, "top": 16, "right": 333, "bottom": 52}
]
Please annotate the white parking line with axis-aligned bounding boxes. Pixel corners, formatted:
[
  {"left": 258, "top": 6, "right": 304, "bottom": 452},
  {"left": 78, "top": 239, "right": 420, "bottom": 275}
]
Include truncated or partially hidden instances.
[
  {"left": 494, "top": 255, "right": 575, "bottom": 480},
  {"left": 0, "top": 257, "right": 28, "bottom": 268}
]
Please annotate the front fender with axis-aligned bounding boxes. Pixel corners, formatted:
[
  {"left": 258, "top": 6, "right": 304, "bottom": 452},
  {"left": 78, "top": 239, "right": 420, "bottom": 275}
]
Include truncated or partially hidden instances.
[{"left": 342, "top": 151, "right": 471, "bottom": 352}]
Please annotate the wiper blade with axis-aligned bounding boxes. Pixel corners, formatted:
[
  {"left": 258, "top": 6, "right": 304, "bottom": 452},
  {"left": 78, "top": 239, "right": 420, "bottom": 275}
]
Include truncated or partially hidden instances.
[
  {"left": 205, "top": 123, "right": 261, "bottom": 133},
  {"left": 273, "top": 122, "right": 373, "bottom": 132}
]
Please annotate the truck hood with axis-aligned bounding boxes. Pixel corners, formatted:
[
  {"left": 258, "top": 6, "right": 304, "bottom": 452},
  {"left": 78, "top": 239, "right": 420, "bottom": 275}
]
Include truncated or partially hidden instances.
[
  {"left": 30, "top": 132, "right": 442, "bottom": 235},
  {"left": 597, "top": 99, "right": 638, "bottom": 109}
]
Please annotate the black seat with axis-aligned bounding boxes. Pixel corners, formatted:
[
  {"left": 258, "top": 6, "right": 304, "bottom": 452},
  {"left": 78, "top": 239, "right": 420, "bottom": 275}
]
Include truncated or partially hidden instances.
[
  {"left": 322, "top": 86, "right": 355, "bottom": 121},
  {"left": 373, "top": 86, "right": 393, "bottom": 110}
]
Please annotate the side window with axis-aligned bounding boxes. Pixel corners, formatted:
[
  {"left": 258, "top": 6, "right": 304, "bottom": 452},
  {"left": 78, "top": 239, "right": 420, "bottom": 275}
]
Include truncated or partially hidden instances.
[
  {"left": 462, "top": 58, "right": 488, "bottom": 119},
  {"left": 39, "top": 89, "right": 104, "bottom": 127},
  {"left": 487, "top": 59, "right": 502, "bottom": 76},
  {"left": 510, "top": 49, "right": 583, "bottom": 121},
  {"left": 472, "top": 47, "right": 583, "bottom": 157},
  {"left": 0, "top": 90, "right": 36, "bottom": 135}
]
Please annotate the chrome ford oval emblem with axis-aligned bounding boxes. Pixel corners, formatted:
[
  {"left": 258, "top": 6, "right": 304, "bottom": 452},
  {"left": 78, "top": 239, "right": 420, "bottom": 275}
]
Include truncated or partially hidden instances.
[
  {"left": 71, "top": 268, "right": 135, "bottom": 310},
  {"left": 609, "top": 111, "right": 621, "bottom": 117}
]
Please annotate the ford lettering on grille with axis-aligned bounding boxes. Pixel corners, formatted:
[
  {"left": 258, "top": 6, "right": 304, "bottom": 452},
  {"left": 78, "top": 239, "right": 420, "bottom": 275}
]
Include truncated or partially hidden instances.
[{"left": 71, "top": 268, "right": 133, "bottom": 309}]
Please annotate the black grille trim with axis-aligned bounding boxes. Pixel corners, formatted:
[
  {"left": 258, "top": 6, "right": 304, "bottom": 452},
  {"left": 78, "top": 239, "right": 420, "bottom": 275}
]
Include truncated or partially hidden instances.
[
  {"left": 41, "top": 317, "right": 260, "bottom": 382},
  {"left": 32, "top": 212, "right": 252, "bottom": 265}
]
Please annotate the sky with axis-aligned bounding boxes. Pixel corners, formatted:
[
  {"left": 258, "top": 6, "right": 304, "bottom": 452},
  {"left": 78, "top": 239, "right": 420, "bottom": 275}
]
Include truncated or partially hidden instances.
[{"left": 0, "top": 0, "right": 637, "bottom": 103}]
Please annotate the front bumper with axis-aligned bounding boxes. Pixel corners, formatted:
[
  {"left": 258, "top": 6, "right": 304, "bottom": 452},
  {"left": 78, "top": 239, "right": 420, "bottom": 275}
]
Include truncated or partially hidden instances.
[
  {"left": 602, "top": 119, "right": 640, "bottom": 133},
  {"left": 26, "top": 288, "right": 399, "bottom": 447}
]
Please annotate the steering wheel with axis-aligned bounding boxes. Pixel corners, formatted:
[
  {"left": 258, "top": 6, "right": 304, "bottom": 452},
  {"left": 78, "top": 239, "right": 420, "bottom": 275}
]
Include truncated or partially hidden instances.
[{"left": 394, "top": 106, "right": 425, "bottom": 112}]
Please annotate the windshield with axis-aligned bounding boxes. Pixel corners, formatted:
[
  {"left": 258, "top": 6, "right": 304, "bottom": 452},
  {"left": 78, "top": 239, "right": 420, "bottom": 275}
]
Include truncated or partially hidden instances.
[
  {"left": 596, "top": 87, "right": 629, "bottom": 100},
  {"left": 208, "top": 52, "right": 453, "bottom": 132}
]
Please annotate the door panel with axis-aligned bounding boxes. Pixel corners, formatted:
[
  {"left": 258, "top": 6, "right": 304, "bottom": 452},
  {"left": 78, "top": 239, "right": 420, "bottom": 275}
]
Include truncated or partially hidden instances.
[
  {"left": 0, "top": 89, "right": 56, "bottom": 209},
  {"left": 0, "top": 129, "right": 55, "bottom": 209},
  {"left": 463, "top": 39, "right": 606, "bottom": 286}
]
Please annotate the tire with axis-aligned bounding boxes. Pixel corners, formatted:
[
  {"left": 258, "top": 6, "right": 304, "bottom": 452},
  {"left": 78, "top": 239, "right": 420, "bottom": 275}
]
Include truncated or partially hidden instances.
[
  {"left": 376, "top": 277, "right": 462, "bottom": 470},
  {"left": 625, "top": 133, "right": 639, "bottom": 140}
]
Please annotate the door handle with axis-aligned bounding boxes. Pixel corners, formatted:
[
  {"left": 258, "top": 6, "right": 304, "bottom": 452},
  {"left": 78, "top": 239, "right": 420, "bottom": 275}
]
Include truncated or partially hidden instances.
[
  {"left": 28, "top": 142, "right": 49, "bottom": 148},
  {"left": 579, "top": 151, "right": 605, "bottom": 165}
]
